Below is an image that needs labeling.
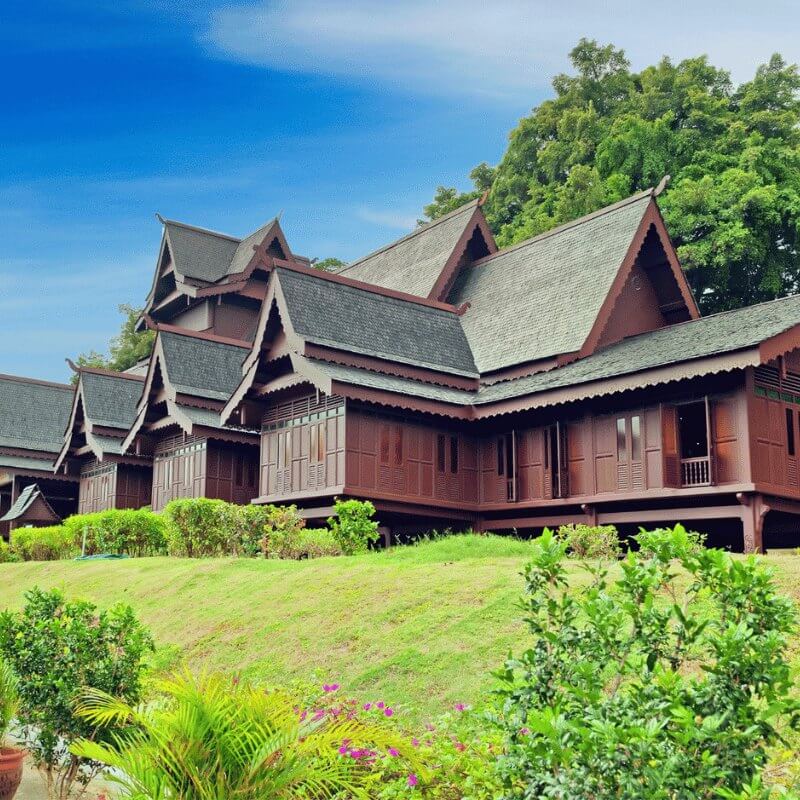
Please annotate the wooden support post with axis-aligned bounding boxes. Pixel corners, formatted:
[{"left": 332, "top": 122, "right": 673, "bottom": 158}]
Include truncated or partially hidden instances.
[
  {"left": 737, "top": 492, "right": 768, "bottom": 554},
  {"left": 581, "top": 503, "right": 597, "bottom": 527}
]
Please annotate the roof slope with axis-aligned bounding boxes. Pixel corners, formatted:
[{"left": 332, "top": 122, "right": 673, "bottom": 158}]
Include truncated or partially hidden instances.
[
  {"left": 451, "top": 191, "right": 652, "bottom": 373},
  {"left": 163, "top": 221, "right": 240, "bottom": 283},
  {"left": 335, "top": 201, "right": 480, "bottom": 297},
  {"left": 0, "top": 375, "right": 74, "bottom": 453},
  {"left": 0, "top": 483, "right": 57, "bottom": 523},
  {"left": 81, "top": 372, "right": 143, "bottom": 430},
  {"left": 159, "top": 331, "right": 247, "bottom": 401},
  {"left": 276, "top": 267, "right": 478, "bottom": 376}
]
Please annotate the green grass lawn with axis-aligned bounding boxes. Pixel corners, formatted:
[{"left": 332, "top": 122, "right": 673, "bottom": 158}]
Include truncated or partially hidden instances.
[{"left": 1, "top": 534, "right": 799, "bottom": 735}]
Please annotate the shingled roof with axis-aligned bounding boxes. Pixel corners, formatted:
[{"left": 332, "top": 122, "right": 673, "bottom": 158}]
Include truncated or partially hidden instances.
[
  {"left": 451, "top": 191, "right": 654, "bottom": 373},
  {"left": 275, "top": 266, "right": 478, "bottom": 376},
  {"left": 0, "top": 374, "right": 74, "bottom": 454},
  {"left": 334, "top": 200, "right": 484, "bottom": 297},
  {"left": 80, "top": 371, "right": 143, "bottom": 430},
  {"left": 0, "top": 483, "right": 59, "bottom": 524},
  {"left": 159, "top": 330, "right": 248, "bottom": 401}
]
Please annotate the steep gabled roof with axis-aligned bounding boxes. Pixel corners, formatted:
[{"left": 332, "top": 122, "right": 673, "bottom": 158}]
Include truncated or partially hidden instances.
[
  {"left": 162, "top": 220, "right": 241, "bottom": 283},
  {"left": 0, "top": 483, "right": 59, "bottom": 524},
  {"left": 274, "top": 266, "right": 478, "bottom": 376},
  {"left": 159, "top": 330, "right": 248, "bottom": 401},
  {"left": 0, "top": 374, "right": 74, "bottom": 454},
  {"left": 335, "top": 200, "right": 495, "bottom": 298},
  {"left": 451, "top": 190, "right": 675, "bottom": 373},
  {"left": 80, "top": 370, "right": 144, "bottom": 430}
]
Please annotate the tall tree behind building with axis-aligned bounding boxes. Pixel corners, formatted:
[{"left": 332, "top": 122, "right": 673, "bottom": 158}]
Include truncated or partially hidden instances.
[
  {"left": 74, "top": 304, "right": 155, "bottom": 377},
  {"left": 425, "top": 40, "right": 800, "bottom": 313}
]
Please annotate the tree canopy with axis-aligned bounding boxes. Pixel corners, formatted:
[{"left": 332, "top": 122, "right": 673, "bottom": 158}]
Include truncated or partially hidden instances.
[
  {"left": 74, "top": 304, "right": 154, "bottom": 378},
  {"left": 425, "top": 40, "right": 800, "bottom": 313}
]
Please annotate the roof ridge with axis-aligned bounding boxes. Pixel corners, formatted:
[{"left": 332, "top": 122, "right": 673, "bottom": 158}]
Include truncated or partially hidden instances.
[
  {"left": 80, "top": 366, "right": 146, "bottom": 382},
  {"left": 273, "top": 261, "right": 460, "bottom": 314},
  {"left": 337, "top": 199, "right": 480, "bottom": 274},
  {"left": 470, "top": 188, "right": 654, "bottom": 267},
  {"left": 161, "top": 217, "right": 241, "bottom": 243},
  {"left": 0, "top": 372, "right": 73, "bottom": 391}
]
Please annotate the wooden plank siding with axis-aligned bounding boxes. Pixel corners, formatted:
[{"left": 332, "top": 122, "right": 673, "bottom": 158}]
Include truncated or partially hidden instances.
[
  {"left": 151, "top": 434, "right": 258, "bottom": 512},
  {"left": 79, "top": 460, "right": 152, "bottom": 514}
]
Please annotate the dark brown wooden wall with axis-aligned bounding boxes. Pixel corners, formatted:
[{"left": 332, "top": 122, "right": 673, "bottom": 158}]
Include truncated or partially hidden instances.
[
  {"left": 346, "top": 408, "right": 478, "bottom": 505},
  {"left": 79, "top": 461, "right": 152, "bottom": 514},
  {"left": 151, "top": 434, "right": 258, "bottom": 512},
  {"left": 259, "top": 393, "right": 346, "bottom": 499}
]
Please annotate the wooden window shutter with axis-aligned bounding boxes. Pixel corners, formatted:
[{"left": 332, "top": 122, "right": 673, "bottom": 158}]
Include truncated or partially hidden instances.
[{"left": 661, "top": 404, "right": 680, "bottom": 487}]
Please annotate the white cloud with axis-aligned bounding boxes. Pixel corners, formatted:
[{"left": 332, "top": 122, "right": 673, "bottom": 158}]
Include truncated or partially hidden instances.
[
  {"left": 204, "top": 0, "right": 799, "bottom": 101},
  {"left": 355, "top": 206, "right": 418, "bottom": 231}
]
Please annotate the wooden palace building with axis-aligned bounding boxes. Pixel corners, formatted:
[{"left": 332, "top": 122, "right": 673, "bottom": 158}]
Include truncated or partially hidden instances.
[{"left": 6, "top": 185, "right": 800, "bottom": 552}]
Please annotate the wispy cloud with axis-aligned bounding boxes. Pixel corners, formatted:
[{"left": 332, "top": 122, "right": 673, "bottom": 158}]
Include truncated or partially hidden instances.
[
  {"left": 355, "top": 206, "right": 418, "bottom": 231},
  {"left": 204, "top": 0, "right": 799, "bottom": 101}
]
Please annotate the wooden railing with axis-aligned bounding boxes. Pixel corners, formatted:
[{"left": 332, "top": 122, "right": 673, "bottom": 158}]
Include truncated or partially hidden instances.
[{"left": 681, "top": 456, "right": 711, "bottom": 487}]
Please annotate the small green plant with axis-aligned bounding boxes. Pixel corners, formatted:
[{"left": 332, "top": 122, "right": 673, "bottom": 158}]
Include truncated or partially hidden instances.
[
  {"left": 0, "top": 656, "right": 19, "bottom": 746},
  {"left": 328, "top": 498, "right": 380, "bottom": 554},
  {"left": 163, "top": 497, "right": 230, "bottom": 557},
  {"left": 62, "top": 508, "right": 167, "bottom": 557},
  {"left": 555, "top": 522, "right": 620, "bottom": 558},
  {"left": 260, "top": 504, "right": 306, "bottom": 558},
  {"left": 0, "top": 587, "right": 153, "bottom": 799},
  {"left": 495, "top": 524, "right": 800, "bottom": 800},
  {"left": 72, "top": 670, "right": 421, "bottom": 799},
  {"left": 0, "top": 539, "right": 19, "bottom": 563},
  {"left": 10, "top": 525, "right": 76, "bottom": 561},
  {"left": 270, "top": 526, "right": 343, "bottom": 560}
]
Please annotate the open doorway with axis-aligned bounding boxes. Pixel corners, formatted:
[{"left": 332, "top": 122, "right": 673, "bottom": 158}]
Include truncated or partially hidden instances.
[{"left": 678, "top": 400, "right": 710, "bottom": 486}]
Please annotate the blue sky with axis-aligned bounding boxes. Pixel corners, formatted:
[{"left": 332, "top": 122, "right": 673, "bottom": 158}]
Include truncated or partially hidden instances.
[{"left": 1, "top": 1, "right": 797, "bottom": 381}]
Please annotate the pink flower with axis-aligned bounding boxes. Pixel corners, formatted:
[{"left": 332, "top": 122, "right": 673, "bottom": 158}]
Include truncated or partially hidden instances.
[
  {"left": 384, "top": 707, "right": 394, "bottom": 717},
  {"left": 453, "top": 741, "right": 466, "bottom": 751},
  {"left": 338, "top": 745, "right": 349, "bottom": 755},
  {"left": 454, "top": 703, "right": 467, "bottom": 712},
  {"left": 376, "top": 701, "right": 385, "bottom": 709},
  {"left": 520, "top": 727, "right": 530, "bottom": 736},
  {"left": 323, "top": 683, "right": 340, "bottom": 693},
  {"left": 407, "top": 773, "right": 418, "bottom": 788},
  {"left": 388, "top": 747, "right": 399, "bottom": 757},
  {"left": 411, "top": 737, "right": 420, "bottom": 747},
  {"left": 363, "top": 703, "right": 372, "bottom": 710}
]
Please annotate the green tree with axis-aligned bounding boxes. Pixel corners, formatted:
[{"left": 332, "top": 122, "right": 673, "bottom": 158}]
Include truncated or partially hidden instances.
[
  {"left": 74, "top": 303, "right": 155, "bottom": 377},
  {"left": 314, "top": 257, "right": 347, "bottom": 271},
  {"left": 427, "top": 41, "right": 800, "bottom": 313}
]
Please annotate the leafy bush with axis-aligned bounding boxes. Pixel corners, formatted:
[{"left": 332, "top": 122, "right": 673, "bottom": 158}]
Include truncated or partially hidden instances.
[
  {"left": 328, "top": 498, "right": 380, "bottom": 554},
  {"left": 0, "top": 587, "right": 153, "bottom": 799},
  {"left": 260, "top": 503, "right": 305, "bottom": 555},
  {"left": 269, "top": 526, "right": 343, "bottom": 560},
  {"left": 495, "top": 525, "right": 800, "bottom": 800},
  {"left": 555, "top": 522, "right": 620, "bottom": 558},
  {"left": 0, "top": 539, "right": 19, "bottom": 563},
  {"left": 72, "top": 670, "right": 421, "bottom": 799},
  {"left": 224, "top": 503, "right": 274, "bottom": 557},
  {"left": 63, "top": 508, "right": 167, "bottom": 557},
  {"left": 0, "top": 656, "right": 19, "bottom": 745},
  {"left": 10, "top": 525, "right": 76, "bottom": 561},
  {"left": 163, "top": 497, "right": 231, "bottom": 557}
]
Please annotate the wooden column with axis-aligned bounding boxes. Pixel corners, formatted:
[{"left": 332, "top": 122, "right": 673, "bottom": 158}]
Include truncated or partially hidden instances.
[{"left": 738, "top": 492, "right": 768, "bottom": 554}]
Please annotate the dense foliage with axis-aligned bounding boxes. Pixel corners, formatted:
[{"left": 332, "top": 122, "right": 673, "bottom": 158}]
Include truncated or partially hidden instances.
[
  {"left": 328, "top": 498, "right": 380, "bottom": 554},
  {"left": 0, "top": 656, "right": 19, "bottom": 745},
  {"left": 426, "top": 40, "right": 800, "bottom": 313},
  {"left": 72, "top": 670, "right": 420, "bottom": 800},
  {"left": 494, "top": 525, "right": 800, "bottom": 799},
  {"left": 62, "top": 508, "right": 167, "bottom": 556},
  {"left": 555, "top": 523, "right": 621, "bottom": 559},
  {"left": 0, "top": 588, "right": 152, "bottom": 799},
  {"left": 10, "top": 525, "right": 76, "bottom": 561},
  {"left": 74, "top": 303, "right": 155, "bottom": 377}
]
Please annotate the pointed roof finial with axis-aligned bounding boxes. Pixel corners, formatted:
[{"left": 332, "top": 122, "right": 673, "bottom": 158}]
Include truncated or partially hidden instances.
[
  {"left": 654, "top": 175, "right": 671, "bottom": 197},
  {"left": 155, "top": 212, "right": 166, "bottom": 224},
  {"left": 65, "top": 358, "right": 80, "bottom": 373},
  {"left": 478, "top": 189, "right": 490, "bottom": 206}
]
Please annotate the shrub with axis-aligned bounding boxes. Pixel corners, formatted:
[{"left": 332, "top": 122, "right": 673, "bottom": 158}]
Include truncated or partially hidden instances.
[
  {"left": 72, "top": 670, "right": 422, "bottom": 799},
  {"left": 63, "top": 508, "right": 167, "bottom": 557},
  {"left": 225, "top": 503, "right": 274, "bottom": 557},
  {"left": 260, "top": 504, "right": 306, "bottom": 558},
  {"left": 163, "top": 497, "right": 231, "bottom": 557},
  {"left": 494, "top": 525, "right": 800, "bottom": 800},
  {"left": 270, "top": 526, "right": 343, "bottom": 560},
  {"left": 10, "top": 525, "right": 76, "bottom": 561},
  {"left": 0, "top": 587, "right": 153, "bottom": 799},
  {"left": 328, "top": 498, "right": 380, "bottom": 554},
  {"left": 0, "top": 539, "right": 19, "bottom": 563},
  {"left": 555, "top": 522, "right": 620, "bottom": 558},
  {"left": 0, "top": 656, "right": 19, "bottom": 745}
]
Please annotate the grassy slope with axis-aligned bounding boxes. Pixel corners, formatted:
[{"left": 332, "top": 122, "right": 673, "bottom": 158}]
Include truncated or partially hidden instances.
[{"left": 0, "top": 536, "right": 798, "bottom": 730}]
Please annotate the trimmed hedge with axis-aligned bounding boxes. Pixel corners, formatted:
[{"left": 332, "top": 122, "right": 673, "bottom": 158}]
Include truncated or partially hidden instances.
[
  {"left": 10, "top": 526, "right": 77, "bottom": 561},
  {"left": 62, "top": 508, "right": 167, "bottom": 557}
]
